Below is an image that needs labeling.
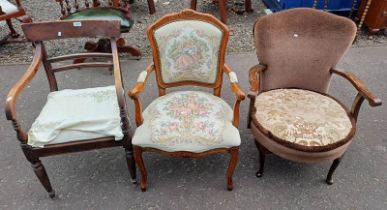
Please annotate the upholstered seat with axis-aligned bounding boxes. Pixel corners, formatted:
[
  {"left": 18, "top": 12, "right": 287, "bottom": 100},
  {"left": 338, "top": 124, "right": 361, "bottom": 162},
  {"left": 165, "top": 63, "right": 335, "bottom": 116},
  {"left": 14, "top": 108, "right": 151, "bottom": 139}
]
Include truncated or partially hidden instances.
[
  {"left": 132, "top": 91, "right": 241, "bottom": 153},
  {"left": 253, "top": 89, "right": 354, "bottom": 151},
  {"left": 0, "top": 0, "right": 18, "bottom": 14},
  {"left": 28, "top": 86, "right": 124, "bottom": 147},
  {"left": 63, "top": 8, "right": 134, "bottom": 33}
]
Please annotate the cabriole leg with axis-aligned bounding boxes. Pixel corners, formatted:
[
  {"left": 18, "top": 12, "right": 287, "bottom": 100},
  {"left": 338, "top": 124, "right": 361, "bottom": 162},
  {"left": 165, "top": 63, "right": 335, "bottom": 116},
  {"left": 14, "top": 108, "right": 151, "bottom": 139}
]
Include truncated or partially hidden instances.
[
  {"left": 226, "top": 147, "right": 239, "bottom": 191},
  {"left": 326, "top": 157, "right": 342, "bottom": 185},
  {"left": 134, "top": 146, "right": 147, "bottom": 192}
]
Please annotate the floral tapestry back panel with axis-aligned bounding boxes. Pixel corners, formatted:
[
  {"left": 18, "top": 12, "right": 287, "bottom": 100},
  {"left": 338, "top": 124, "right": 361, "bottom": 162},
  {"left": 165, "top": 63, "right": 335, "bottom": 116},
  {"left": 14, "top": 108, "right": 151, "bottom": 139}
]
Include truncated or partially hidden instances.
[
  {"left": 142, "top": 91, "right": 233, "bottom": 147},
  {"left": 153, "top": 20, "right": 223, "bottom": 84}
]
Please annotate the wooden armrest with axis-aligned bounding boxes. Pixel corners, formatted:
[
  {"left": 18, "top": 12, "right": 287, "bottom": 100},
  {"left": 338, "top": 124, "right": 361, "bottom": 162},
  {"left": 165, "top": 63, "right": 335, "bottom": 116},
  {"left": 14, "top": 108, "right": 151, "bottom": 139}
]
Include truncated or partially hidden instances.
[
  {"left": 127, "top": 64, "right": 154, "bottom": 126},
  {"left": 331, "top": 68, "right": 382, "bottom": 107},
  {"left": 223, "top": 64, "right": 246, "bottom": 101},
  {"left": 249, "top": 64, "right": 267, "bottom": 92},
  {"left": 223, "top": 64, "right": 246, "bottom": 127},
  {"left": 5, "top": 44, "right": 43, "bottom": 142}
]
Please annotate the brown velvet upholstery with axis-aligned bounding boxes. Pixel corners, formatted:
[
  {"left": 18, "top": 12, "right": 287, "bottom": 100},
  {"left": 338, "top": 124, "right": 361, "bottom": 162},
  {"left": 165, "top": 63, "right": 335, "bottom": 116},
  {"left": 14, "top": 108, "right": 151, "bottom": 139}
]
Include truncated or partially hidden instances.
[{"left": 253, "top": 8, "right": 357, "bottom": 93}]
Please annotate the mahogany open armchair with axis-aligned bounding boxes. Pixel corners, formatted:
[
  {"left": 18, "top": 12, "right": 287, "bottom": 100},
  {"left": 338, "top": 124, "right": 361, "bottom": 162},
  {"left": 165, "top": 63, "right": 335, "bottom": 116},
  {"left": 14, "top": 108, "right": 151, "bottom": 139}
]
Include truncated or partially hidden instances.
[
  {"left": 248, "top": 8, "right": 382, "bottom": 185},
  {"left": 128, "top": 9, "right": 245, "bottom": 191},
  {"left": 0, "top": 0, "right": 32, "bottom": 45},
  {"left": 55, "top": 0, "right": 144, "bottom": 63},
  {"left": 5, "top": 20, "right": 136, "bottom": 198}
]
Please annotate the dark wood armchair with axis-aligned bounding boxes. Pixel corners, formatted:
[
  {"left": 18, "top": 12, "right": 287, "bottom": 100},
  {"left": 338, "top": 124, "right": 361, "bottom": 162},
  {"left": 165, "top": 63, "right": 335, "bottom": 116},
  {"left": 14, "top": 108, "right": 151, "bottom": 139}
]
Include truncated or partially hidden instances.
[
  {"left": 5, "top": 20, "right": 136, "bottom": 198},
  {"left": 248, "top": 8, "right": 382, "bottom": 185},
  {"left": 128, "top": 9, "right": 245, "bottom": 191},
  {"left": 0, "top": 0, "right": 32, "bottom": 45},
  {"left": 55, "top": 0, "right": 143, "bottom": 63},
  {"left": 190, "top": 0, "right": 252, "bottom": 24}
]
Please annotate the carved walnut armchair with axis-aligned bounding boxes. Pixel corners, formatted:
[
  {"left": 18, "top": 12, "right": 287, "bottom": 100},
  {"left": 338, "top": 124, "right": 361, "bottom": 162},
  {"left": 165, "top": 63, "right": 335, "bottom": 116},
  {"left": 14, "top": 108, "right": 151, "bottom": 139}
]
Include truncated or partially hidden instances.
[
  {"left": 0, "top": 0, "right": 32, "bottom": 45},
  {"left": 248, "top": 8, "right": 382, "bottom": 185},
  {"left": 128, "top": 9, "right": 245, "bottom": 191},
  {"left": 5, "top": 20, "right": 136, "bottom": 198}
]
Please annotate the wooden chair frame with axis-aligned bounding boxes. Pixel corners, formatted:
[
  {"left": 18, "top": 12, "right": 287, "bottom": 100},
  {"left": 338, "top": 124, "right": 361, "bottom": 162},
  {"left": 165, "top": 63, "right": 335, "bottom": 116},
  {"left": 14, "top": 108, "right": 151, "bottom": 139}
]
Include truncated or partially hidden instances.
[
  {"left": 55, "top": 0, "right": 142, "bottom": 63},
  {"left": 128, "top": 9, "right": 245, "bottom": 191},
  {"left": 5, "top": 20, "right": 136, "bottom": 198},
  {"left": 247, "top": 64, "right": 382, "bottom": 184},
  {"left": 0, "top": 0, "right": 32, "bottom": 45},
  {"left": 191, "top": 0, "right": 253, "bottom": 24}
]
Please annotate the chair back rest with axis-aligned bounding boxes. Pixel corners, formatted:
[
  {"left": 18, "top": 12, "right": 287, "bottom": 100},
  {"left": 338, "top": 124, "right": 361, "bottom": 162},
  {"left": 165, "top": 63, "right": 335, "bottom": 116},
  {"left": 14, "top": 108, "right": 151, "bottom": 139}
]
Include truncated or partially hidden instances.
[
  {"left": 21, "top": 20, "right": 122, "bottom": 91},
  {"left": 253, "top": 8, "right": 357, "bottom": 93},
  {"left": 147, "top": 9, "right": 229, "bottom": 94}
]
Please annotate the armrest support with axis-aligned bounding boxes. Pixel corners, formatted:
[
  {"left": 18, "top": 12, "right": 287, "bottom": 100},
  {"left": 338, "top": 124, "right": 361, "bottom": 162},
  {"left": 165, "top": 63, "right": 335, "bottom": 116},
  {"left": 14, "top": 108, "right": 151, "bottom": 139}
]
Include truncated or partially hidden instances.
[
  {"left": 248, "top": 64, "right": 267, "bottom": 93},
  {"left": 223, "top": 64, "right": 246, "bottom": 127},
  {"left": 331, "top": 68, "right": 382, "bottom": 121},
  {"left": 128, "top": 63, "right": 155, "bottom": 126},
  {"left": 5, "top": 43, "right": 43, "bottom": 142},
  {"left": 111, "top": 39, "right": 130, "bottom": 135}
]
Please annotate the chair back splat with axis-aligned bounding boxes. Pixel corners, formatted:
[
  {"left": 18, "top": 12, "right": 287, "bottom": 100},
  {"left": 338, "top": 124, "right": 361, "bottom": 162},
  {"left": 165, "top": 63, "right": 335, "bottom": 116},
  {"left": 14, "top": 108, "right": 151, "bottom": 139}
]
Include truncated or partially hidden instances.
[
  {"left": 253, "top": 8, "right": 357, "bottom": 93},
  {"left": 147, "top": 9, "right": 229, "bottom": 97}
]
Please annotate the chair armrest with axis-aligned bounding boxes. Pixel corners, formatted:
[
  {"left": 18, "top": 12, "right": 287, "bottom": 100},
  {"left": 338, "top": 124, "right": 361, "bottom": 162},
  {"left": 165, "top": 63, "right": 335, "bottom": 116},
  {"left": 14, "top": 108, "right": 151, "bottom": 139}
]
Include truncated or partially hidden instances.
[
  {"left": 223, "top": 64, "right": 246, "bottom": 127},
  {"left": 331, "top": 68, "right": 382, "bottom": 121},
  {"left": 331, "top": 69, "right": 382, "bottom": 107},
  {"left": 248, "top": 64, "right": 266, "bottom": 92},
  {"left": 111, "top": 39, "right": 130, "bottom": 134},
  {"left": 5, "top": 43, "right": 43, "bottom": 142},
  {"left": 128, "top": 63, "right": 155, "bottom": 126}
]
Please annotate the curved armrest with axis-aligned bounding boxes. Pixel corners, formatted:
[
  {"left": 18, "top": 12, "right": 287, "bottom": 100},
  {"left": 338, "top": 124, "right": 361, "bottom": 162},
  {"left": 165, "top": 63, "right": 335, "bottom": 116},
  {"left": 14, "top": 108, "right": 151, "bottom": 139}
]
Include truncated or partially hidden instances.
[
  {"left": 128, "top": 63, "right": 154, "bottom": 126},
  {"left": 111, "top": 39, "right": 130, "bottom": 134},
  {"left": 223, "top": 64, "right": 246, "bottom": 127},
  {"left": 5, "top": 43, "right": 43, "bottom": 142},
  {"left": 331, "top": 68, "right": 382, "bottom": 121},
  {"left": 248, "top": 64, "right": 267, "bottom": 93},
  {"left": 331, "top": 69, "right": 382, "bottom": 107}
]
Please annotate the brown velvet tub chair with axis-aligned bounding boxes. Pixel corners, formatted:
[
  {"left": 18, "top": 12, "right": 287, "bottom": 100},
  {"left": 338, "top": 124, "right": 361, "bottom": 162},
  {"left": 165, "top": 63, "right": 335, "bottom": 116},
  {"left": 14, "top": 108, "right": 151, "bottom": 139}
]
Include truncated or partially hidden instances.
[
  {"left": 247, "top": 8, "right": 382, "bottom": 184},
  {"left": 0, "top": 0, "right": 32, "bottom": 45},
  {"left": 5, "top": 20, "right": 136, "bottom": 198},
  {"left": 128, "top": 9, "right": 245, "bottom": 191}
]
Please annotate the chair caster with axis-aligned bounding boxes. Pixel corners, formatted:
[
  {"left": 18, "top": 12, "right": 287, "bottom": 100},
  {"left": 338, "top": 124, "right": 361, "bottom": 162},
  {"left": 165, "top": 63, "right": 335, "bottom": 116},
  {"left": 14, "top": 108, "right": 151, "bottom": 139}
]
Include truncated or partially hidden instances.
[{"left": 48, "top": 190, "right": 56, "bottom": 199}]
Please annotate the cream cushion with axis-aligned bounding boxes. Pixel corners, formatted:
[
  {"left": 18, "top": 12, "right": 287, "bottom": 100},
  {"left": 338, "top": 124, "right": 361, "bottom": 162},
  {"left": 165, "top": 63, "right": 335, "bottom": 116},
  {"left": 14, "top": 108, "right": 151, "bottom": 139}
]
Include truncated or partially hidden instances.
[
  {"left": 0, "top": 0, "right": 18, "bottom": 14},
  {"left": 254, "top": 89, "right": 353, "bottom": 147},
  {"left": 28, "top": 86, "right": 124, "bottom": 147},
  {"left": 132, "top": 91, "right": 240, "bottom": 153},
  {"left": 153, "top": 20, "right": 222, "bottom": 84}
]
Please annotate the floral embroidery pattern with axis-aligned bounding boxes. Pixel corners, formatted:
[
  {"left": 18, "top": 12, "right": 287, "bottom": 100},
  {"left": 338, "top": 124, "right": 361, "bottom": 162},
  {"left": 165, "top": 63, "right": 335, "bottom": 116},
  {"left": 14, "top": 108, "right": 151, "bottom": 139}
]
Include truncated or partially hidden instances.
[
  {"left": 143, "top": 91, "right": 232, "bottom": 146},
  {"left": 154, "top": 20, "right": 222, "bottom": 84},
  {"left": 254, "top": 89, "right": 353, "bottom": 147}
]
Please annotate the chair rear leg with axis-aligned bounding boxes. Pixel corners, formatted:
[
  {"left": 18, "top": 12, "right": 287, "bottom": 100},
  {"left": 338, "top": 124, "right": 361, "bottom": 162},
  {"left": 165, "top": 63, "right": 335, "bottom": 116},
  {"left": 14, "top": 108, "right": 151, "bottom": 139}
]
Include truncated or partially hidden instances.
[
  {"left": 191, "top": 0, "right": 197, "bottom": 10},
  {"left": 219, "top": 0, "right": 227, "bottom": 24},
  {"left": 124, "top": 148, "right": 137, "bottom": 183},
  {"left": 255, "top": 140, "right": 267, "bottom": 178},
  {"left": 6, "top": 19, "right": 19, "bottom": 38},
  {"left": 226, "top": 147, "right": 239, "bottom": 191},
  {"left": 147, "top": 0, "right": 156, "bottom": 14},
  {"left": 133, "top": 146, "right": 147, "bottom": 192},
  {"left": 326, "top": 157, "right": 343, "bottom": 185},
  {"left": 30, "top": 159, "right": 55, "bottom": 198}
]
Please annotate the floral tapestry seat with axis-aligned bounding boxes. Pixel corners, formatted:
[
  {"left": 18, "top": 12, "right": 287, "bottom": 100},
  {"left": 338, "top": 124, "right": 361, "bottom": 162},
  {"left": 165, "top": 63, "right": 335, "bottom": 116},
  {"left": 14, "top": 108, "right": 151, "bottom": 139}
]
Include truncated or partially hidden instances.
[
  {"left": 132, "top": 91, "right": 241, "bottom": 153},
  {"left": 28, "top": 86, "right": 123, "bottom": 148},
  {"left": 253, "top": 89, "right": 354, "bottom": 151}
]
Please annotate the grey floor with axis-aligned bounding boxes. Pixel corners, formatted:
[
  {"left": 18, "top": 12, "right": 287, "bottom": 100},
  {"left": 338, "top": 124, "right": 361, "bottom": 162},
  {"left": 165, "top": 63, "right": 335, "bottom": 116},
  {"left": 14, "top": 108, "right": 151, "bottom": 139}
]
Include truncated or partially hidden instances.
[{"left": 0, "top": 47, "right": 386, "bottom": 209}]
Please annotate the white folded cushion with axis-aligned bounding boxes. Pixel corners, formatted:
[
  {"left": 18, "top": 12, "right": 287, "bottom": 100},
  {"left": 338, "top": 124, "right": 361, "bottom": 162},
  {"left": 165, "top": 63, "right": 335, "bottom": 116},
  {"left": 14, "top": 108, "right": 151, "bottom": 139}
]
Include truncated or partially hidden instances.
[
  {"left": 0, "top": 0, "right": 18, "bottom": 14},
  {"left": 28, "top": 86, "right": 124, "bottom": 147}
]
